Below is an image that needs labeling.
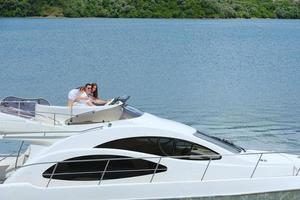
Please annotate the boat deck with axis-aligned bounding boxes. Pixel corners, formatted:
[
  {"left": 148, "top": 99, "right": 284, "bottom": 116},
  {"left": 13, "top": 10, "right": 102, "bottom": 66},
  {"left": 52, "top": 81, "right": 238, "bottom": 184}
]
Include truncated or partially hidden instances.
[
  {"left": 0, "top": 145, "right": 30, "bottom": 184},
  {"left": 0, "top": 157, "right": 12, "bottom": 184}
]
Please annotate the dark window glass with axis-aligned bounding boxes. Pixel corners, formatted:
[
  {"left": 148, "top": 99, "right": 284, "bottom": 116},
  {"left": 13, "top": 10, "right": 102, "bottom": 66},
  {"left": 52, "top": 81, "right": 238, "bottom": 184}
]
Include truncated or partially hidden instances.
[
  {"left": 43, "top": 155, "right": 167, "bottom": 181},
  {"left": 194, "top": 131, "right": 244, "bottom": 153},
  {"left": 96, "top": 137, "right": 221, "bottom": 160}
]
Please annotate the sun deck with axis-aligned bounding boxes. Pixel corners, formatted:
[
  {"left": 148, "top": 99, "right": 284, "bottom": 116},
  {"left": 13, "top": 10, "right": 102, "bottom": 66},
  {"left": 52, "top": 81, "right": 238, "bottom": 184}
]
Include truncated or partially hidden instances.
[{"left": 0, "top": 96, "right": 138, "bottom": 127}]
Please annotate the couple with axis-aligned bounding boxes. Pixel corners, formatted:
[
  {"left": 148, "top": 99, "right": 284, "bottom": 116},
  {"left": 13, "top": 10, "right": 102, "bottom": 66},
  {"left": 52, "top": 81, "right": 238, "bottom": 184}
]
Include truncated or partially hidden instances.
[{"left": 67, "top": 83, "right": 108, "bottom": 107}]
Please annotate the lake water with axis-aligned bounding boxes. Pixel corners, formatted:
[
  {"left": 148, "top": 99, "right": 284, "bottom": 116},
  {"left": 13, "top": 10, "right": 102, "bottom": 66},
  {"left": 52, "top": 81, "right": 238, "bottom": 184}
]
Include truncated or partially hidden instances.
[{"left": 0, "top": 18, "right": 300, "bottom": 153}]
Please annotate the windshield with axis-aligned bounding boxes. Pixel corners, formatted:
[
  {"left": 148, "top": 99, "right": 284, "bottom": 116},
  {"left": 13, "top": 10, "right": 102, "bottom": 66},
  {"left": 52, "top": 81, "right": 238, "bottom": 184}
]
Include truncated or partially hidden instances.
[
  {"left": 121, "top": 105, "right": 144, "bottom": 118},
  {"left": 194, "top": 131, "right": 245, "bottom": 153}
]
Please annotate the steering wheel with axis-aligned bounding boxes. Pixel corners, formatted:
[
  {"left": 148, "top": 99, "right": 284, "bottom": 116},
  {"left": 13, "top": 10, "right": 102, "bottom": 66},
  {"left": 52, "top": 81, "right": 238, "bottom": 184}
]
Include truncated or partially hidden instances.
[
  {"left": 105, "top": 98, "right": 115, "bottom": 106},
  {"left": 105, "top": 97, "right": 120, "bottom": 106}
]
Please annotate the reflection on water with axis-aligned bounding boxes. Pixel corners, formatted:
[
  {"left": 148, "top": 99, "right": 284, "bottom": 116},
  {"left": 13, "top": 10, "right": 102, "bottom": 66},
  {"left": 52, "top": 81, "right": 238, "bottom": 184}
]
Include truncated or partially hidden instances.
[
  {"left": 165, "top": 190, "right": 300, "bottom": 200},
  {"left": 141, "top": 103, "right": 300, "bottom": 152}
]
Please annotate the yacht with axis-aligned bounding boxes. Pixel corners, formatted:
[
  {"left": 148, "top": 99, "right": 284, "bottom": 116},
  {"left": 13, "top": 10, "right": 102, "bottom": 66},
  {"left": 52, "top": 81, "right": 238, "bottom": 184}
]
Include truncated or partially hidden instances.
[{"left": 0, "top": 98, "right": 300, "bottom": 199}]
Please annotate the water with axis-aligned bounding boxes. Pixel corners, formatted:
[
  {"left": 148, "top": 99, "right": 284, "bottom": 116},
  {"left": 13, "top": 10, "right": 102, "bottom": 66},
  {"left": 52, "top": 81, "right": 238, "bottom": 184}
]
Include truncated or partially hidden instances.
[
  {"left": 0, "top": 18, "right": 300, "bottom": 153},
  {"left": 167, "top": 190, "right": 300, "bottom": 199}
]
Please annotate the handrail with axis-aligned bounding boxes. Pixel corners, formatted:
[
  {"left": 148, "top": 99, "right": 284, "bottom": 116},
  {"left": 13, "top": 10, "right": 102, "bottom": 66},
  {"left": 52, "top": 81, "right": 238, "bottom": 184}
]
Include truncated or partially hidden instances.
[
  {"left": 0, "top": 100, "right": 38, "bottom": 104},
  {"left": 201, "top": 157, "right": 212, "bottom": 181},
  {"left": 296, "top": 168, "right": 300, "bottom": 176},
  {"left": 2, "top": 146, "right": 300, "bottom": 187},
  {"left": 0, "top": 101, "right": 76, "bottom": 124},
  {"left": 150, "top": 157, "right": 162, "bottom": 183},
  {"left": 0, "top": 100, "right": 116, "bottom": 126},
  {"left": 14, "top": 141, "right": 24, "bottom": 169},
  {"left": 0, "top": 106, "right": 34, "bottom": 117},
  {"left": 0, "top": 100, "right": 113, "bottom": 117},
  {"left": 98, "top": 160, "right": 110, "bottom": 185},
  {"left": 0, "top": 125, "right": 104, "bottom": 137},
  {"left": 25, "top": 151, "right": 300, "bottom": 188},
  {"left": 0, "top": 142, "right": 27, "bottom": 175},
  {"left": 250, "top": 153, "right": 263, "bottom": 178},
  {"left": 46, "top": 163, "right": 58, "bottom": 188},
  {"left": 16, "top": 150, "right": 300, "bottom": 169},
  {"left": 44, "top": 168, "right": 166, "bottom": 177},
  {"left": 0, "top": 152, "right": 17, "bottom": 162}
]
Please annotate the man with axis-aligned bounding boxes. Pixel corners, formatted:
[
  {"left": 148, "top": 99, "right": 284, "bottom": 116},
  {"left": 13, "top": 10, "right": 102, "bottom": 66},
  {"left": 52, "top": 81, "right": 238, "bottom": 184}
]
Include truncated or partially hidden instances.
[
  {"left": 67, "top": 87, "right": 81, "bottom": 107},
  {"left": 67, "top": 83, "right": 94, "bottom": 107},
  {"left": 77, "top": 83, "right": 94, "bottom": 106}
]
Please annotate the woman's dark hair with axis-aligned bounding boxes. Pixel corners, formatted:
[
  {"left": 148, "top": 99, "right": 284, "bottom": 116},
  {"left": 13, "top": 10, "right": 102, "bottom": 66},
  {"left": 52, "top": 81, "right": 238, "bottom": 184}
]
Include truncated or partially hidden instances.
[{"left": 91, "top": 83, "right": 98, "bottom": 98}]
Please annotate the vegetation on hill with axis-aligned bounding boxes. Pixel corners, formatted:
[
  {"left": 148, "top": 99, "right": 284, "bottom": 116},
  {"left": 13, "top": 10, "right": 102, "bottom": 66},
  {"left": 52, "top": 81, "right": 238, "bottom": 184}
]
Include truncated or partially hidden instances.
[{"left": 0, "top": 0, "right": 300, "bottom": 18}]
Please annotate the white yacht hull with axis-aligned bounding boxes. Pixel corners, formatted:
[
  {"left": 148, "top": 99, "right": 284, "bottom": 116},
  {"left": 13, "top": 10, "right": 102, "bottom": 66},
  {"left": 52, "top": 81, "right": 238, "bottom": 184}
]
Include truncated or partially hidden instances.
[
  {"left": 1, "top": 176, "right": 300, "bottom": 200},
  {"left": 1, "top": 103, "right": 300, "bottom": 199}
]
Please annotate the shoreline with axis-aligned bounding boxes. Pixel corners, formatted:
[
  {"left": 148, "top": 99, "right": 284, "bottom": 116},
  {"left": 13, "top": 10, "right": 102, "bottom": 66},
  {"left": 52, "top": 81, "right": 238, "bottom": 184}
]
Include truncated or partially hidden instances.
[{"left": 0, "top": 16, "right": 300, "bottom": 20}]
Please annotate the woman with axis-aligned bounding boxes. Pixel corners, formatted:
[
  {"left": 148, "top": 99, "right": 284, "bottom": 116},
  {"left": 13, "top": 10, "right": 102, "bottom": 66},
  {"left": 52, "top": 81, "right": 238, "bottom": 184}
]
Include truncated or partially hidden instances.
[{"left": 90, "top": 83, "right": 108, "bottom": 105}]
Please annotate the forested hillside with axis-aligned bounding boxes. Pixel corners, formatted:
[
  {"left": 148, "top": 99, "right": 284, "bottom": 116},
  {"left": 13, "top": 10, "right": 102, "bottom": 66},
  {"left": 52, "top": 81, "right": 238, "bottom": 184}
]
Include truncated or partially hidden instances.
[{"left": 1, "top": 0, "right": 299, "bottom": 18}]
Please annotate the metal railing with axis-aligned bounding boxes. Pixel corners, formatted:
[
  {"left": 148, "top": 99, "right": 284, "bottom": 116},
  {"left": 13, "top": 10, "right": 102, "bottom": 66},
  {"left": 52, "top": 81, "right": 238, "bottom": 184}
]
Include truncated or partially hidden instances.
[
  {"left": 14, "top": 141, "right": 24, "bottom": 169},
  {"left": 0, "top": 141, "right": 27, "bottom": 170},
  {"left": 7, "top": 150, "right": 300, "bottom": 188},
  {"left": 0, "top": 125, "right": 104, "bottom": 139},
  {"left": 0, "top": 152, "right": 17, "bottom": 162},
  {"left": 0, "top": 100, "right": 77, "bottom": 125},
  {"left": 0, "top": 100, "right": 34, "bottom": 116},
  {"left": 0, "top": 100, "right": 118, "bottom": 126},
  {"left": 0, "top": 100, "right": 36, "bottom": 118}
]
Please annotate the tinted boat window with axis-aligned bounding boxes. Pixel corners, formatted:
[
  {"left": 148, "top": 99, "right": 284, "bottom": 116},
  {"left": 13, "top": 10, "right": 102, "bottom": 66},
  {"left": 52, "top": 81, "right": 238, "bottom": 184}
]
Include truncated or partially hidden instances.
[
  {"left": 43, "top": 155, "right": 167, "bottom": 181},
  {"left": 96, "top": 137, "right": 221, "bottom": 160}
]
